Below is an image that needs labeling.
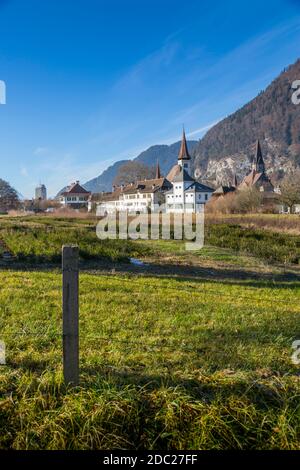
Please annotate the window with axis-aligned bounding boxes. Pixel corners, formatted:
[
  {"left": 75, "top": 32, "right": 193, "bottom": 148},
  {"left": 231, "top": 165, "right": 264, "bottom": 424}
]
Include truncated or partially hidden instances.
[{"left": 205, "top": 194, "right": 208, "bottom": 201}]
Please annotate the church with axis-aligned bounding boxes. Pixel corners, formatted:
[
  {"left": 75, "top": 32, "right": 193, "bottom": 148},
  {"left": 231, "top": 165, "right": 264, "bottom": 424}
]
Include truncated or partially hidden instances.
[
  {"left": 165, "top": 129, "right": 214, "bottom": 213},
  {"left": 90, "top": 128, "right": 214, "bottom": 214},
  {"left": 238, "top": 140, "right": 274, "bottom": 192}
]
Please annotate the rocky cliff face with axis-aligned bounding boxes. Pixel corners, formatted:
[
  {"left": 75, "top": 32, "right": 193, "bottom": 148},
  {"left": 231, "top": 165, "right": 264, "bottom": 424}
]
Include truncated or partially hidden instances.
[{"left": 192, "top": 58, "right": 300, "bottom": 185}]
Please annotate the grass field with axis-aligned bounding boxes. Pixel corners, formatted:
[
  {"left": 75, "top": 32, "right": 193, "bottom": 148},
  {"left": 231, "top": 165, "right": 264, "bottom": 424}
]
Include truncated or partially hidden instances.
[
  {"left": 0, "top": 215, "right": 300, "bottom": 449},
  {"left": 1, "top": 214, "right": 300, "bottom": 265}
]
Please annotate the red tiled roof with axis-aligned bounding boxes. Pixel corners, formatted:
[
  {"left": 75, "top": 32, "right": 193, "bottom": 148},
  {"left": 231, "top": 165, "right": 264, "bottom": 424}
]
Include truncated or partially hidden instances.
[{"left": 166, "top": 164, "right": 181, "bottom": 181}]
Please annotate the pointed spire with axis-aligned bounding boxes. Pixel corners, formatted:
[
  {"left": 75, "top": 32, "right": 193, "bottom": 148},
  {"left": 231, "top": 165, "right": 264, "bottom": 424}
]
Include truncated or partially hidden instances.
[
  {"left": 155, "top": 159, "right": 161, "bottom": 179},
  {"left": 178, "top": 126, "right": 191, "bottom": 160},
  {"left": 252, "top": 140, "right": 265, "bottom": 173}
]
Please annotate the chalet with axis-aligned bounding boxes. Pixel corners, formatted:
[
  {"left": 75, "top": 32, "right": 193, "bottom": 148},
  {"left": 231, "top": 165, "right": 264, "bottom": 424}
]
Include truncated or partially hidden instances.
[{"left": 59, "top": 181, "right": 91, "bottom": 209}]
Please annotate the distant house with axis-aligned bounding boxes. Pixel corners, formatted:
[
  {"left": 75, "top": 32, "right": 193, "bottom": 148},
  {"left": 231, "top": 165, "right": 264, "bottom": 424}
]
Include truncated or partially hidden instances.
[
  {"left": 59, "top": 181, "right": 91, "bottom": 209},
  {"left": 212, "top": 175, "right": 238, "bottom": 199}
]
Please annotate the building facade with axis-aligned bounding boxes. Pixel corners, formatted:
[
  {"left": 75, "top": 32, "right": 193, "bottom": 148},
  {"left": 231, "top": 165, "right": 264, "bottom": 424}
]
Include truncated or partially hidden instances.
[
  {"left": 91, "top": 174, "right": 172, "bottom": 215},
  {"left": 165, "top": 130, "right": 214, "bottom": 213},
  {"left": 59, "top": 181, "right": 91, "bottom": 209}
]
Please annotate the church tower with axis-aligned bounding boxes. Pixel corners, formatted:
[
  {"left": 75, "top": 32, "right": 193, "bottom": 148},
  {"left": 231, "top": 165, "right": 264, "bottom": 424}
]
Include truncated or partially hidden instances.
[
  {"left": 155, "top": 159, "right": 161, "bottom": 179},
  {"left": 252, "top": 140, "right": 265, "bottom": 174},
  {"left": 178, "top": 127, "right": 192, "bottom": 176}
]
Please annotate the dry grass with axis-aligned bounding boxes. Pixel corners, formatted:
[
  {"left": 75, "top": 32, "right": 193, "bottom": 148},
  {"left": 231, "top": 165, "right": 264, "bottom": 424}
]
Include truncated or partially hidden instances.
[{"left": 206, "top": 213, "right": 300, "bottom": 235}]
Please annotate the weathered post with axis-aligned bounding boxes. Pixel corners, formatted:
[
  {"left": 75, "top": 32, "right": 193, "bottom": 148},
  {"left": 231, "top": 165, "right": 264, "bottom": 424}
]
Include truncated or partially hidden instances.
[{"left": 62, "top": 245, "right": 79, "bottom": 386}]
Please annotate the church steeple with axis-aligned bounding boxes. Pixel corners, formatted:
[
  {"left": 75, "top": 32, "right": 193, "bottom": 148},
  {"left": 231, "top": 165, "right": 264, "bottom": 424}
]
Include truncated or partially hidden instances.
[
  {"left": 178, "top": 127, "right": 191, "bottom": 161},
  {"left": 178, "top": 126, "right": 192, "bottom": 176},
  {"left": 252, "top": 140, "right": 265, "bottom": 173},
  {"left": 155, "top": 159, "right": 161, "bottom": 179}
]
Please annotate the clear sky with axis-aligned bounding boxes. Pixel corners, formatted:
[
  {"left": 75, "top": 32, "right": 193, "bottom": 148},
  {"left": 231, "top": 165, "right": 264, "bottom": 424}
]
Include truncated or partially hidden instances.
[{"left": 0, "top": 0, "right": 300, "bottom": 198}]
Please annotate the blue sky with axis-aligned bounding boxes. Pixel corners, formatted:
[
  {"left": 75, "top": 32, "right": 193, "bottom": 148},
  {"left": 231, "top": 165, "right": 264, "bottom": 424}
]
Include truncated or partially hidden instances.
[{"left": 0, "top": 0, "right": 300, "bottom": 197}]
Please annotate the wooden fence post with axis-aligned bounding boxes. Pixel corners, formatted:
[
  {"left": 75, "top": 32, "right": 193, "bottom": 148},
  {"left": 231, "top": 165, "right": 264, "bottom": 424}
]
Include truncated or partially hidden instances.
[{"left": 62, "top": 245, "right": 79, "bottom": 386}]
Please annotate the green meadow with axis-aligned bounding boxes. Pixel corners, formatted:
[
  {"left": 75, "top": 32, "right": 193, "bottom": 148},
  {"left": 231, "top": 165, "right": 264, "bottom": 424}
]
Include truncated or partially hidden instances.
[{"left": 0, "top": 215, "right": 299, "bottom": 449}]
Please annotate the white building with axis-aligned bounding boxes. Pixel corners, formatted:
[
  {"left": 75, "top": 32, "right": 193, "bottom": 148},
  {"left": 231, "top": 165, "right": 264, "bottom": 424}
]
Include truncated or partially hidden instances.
[
  {"left": 59, "top": 181, "right": 91, "bottom": 209},
  {"left": 165, "top": 129, "right": 214, "bottom": 213},
  {"left": 91, "top": 129, "right": 214, "bottom": 215},
  {"left": 91, "top": 168, "right": 172, "bottom": 215}
]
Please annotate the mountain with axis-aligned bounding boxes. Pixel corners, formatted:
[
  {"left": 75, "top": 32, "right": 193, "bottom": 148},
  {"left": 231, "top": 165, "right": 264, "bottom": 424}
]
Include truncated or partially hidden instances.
[
  {"left": 134, "top": 141, "right": 198, "bottom": 173},
  {"left": 84, "top": 160, "right": 128, "bottom": 193},
  {"left": 192, "top": 58, "right": 300, "bottom": 185},
  {"left": 84, "top": 140, "right": 197, "bottom": 193},
  {"left": 65, "top": 58, "right": 300, "bottom": 195}
]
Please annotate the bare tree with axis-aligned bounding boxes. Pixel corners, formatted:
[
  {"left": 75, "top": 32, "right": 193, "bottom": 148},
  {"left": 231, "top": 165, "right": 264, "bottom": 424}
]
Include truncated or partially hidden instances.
[
  {"left": 279, "top": 171, "right": 300, "bottom": 213},
  {"left": 0, "top": 179, "right": 20, "bottom": 211},
  {"left": 235, "top": 187, "right": 262, "bottom": 213},
  {"left": 113, "top": 161, "right": 155, "bottom": 187}
]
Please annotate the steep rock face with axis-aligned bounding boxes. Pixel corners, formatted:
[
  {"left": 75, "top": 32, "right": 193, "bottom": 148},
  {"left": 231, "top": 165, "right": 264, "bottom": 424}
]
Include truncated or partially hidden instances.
[{"left": 193, "top": 59, "right": 300, "bottom": 184}]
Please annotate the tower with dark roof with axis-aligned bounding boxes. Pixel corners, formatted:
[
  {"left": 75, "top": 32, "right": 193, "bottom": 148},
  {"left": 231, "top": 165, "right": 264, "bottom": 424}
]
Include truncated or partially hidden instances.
[
  {"left": 155, "top": 159, "right": 161, "bottom": 179},
  {"left": 239, "top": 140, "right": 273, "bottom": 192},
  {"left": 252, "top": 140, "right": 265, "bottom": 173},
  {"left": 178, "top": 127, "right": 192, "bottom": 176}
]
